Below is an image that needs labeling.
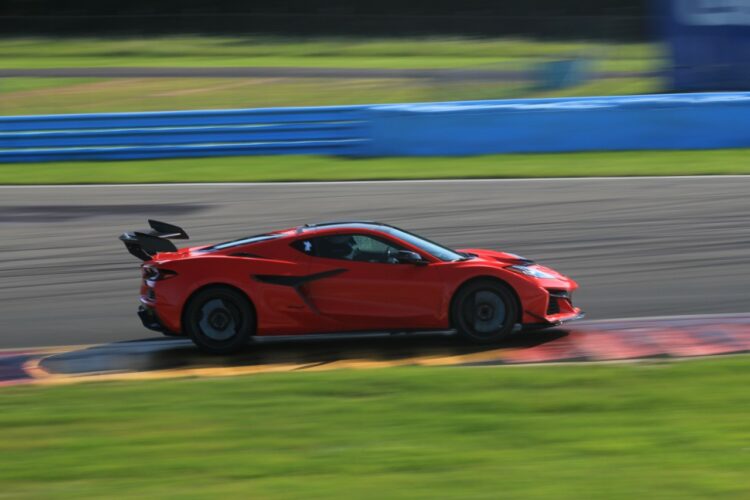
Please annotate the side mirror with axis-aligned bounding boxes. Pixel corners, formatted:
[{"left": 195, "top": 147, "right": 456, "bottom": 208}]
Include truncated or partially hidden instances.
[{"left": 395, "top": 250, "right": 426, "bottom": 265}]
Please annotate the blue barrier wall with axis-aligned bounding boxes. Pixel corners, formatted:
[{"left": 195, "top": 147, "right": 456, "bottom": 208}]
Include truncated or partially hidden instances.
[
  {"left": 2, "top": 92, "right": 750, "bottom": 162},
  {"left": 365, "top": 93, "right": 750, "bottom": 156},
  {"left": 0, "top": 106, "right": 370, "bottom": 162}
]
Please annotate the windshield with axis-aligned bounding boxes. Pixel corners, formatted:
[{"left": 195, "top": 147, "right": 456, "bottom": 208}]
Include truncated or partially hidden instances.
[
  {"left": 382, "top": 227, "right": 465, "bottom": 262},
  {"left": 200, "top": 234, "right": 280, "bottom": 252}
]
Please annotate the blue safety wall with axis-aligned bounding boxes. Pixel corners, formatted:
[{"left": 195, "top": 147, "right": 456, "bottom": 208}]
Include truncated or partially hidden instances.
[
  {"left": 1, "top": 92, "right": 750, "bottom": 162},
  {"left": 364, "top": 93, "right": 750, "bottom": 156},
  {"left": 0, "top": 106, "right": 370, "bottom": 162}
]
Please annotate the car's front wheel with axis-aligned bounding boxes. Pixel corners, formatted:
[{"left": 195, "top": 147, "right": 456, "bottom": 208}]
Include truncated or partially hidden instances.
[
  {"left": 183, "top": 286, "right": 255, "bottom": 354},
  {"left": 451, "top": 280, "right": 518, "bottom": 344}
]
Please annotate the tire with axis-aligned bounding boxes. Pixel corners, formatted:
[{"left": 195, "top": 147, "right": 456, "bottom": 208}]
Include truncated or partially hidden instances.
[
  {"left": 451, "top": 279, "right": 518, "bottom": 344},
  {"left": 183, "top": 286, "right": 255, "bottom": 354}
]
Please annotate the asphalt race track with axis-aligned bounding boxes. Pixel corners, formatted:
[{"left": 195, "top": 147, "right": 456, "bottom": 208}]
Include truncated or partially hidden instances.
[{"left": 1, "top": 176, "right": 749, "bottom": 349}]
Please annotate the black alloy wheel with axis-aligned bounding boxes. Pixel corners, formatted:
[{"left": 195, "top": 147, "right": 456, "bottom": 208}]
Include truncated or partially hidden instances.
[
  {"left": 183, "top": 287, "right": 255, "bottom": 354},
  {"left": 452, "top": 280, "right": 518, "bottom": 344}
]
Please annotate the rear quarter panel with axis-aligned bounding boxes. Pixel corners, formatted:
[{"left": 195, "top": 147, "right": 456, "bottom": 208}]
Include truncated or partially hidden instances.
[{"left": 150, "top": 254, "right": 320, "bottom": 335}]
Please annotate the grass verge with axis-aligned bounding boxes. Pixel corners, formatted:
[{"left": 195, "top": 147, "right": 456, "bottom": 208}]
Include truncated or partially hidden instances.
[
  {"left": 0, "top": 76, "right": 660, "bottom": 116},
  {"left": 0, "top": 36, "right": 662, "bottom": 115},
  {"left": 0, "top": 150, "right": 749, "bottom": 185},
  {"left": 0, "top": 357, "right": 748, "bottom": 498},
  {"left": 0, "top": 36, "right": 660, "bottom": 71}
]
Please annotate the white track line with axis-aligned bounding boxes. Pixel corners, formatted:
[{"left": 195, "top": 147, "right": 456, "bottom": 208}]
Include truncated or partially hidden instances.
[{"left": 1, "top": 174, "right": 750, "bottom": 189}]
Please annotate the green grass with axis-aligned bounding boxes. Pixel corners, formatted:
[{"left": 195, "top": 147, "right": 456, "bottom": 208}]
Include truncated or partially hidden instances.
[
  {"left": 0, "top": 76, "right": 660, "bottom": 116},
  {"left": 0, "top": 36, "right": 661, "bottom": 71},
  {"left": 1, "top": 150, "right": 749, "bottom": 185},
  {"left": 0, "top": 36, "right": 663, "bottom": 115},
  {"left": 0, "top": 357, "right": 748, "bottom": 498}
]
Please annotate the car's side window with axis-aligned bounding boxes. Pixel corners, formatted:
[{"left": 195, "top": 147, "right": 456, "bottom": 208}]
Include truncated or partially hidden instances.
[
  {"left": 290, "top": 239, "right": 314, "bottom": 255},
  {"left": 350, "top": 235, "right": 403, "bottom": 263},
  {"left": 291, "top": 234, "right": 403, "bottom": 264}
]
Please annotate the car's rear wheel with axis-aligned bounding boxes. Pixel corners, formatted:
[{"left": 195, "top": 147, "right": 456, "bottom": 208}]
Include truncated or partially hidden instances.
[
  {"left": 451, "top": 280, "right": 518, "bottom": 344},
  {"left": 183, "top": 287, "right": 255, "bottom": 354}
]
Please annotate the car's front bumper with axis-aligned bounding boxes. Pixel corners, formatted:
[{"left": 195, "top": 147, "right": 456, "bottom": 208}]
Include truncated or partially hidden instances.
[
  {"left": 521, "top": 311, "right": 585, "bottom": 331},
  {"left": 548, "top": 311, "right": 586, "bottom": 326}
]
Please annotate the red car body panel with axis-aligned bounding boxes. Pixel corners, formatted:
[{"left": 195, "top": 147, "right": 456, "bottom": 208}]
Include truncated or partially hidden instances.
[{"left": 134, "top": 223, "right": 582, "bottom": 336}]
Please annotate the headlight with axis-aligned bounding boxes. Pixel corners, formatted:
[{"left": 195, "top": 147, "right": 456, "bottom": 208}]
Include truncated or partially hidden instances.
[{"left": 507, "top": 264, "right": 556, "bottom": 279}]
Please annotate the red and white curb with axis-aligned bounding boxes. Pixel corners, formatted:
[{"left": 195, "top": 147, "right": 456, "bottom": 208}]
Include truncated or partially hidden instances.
[{"left": 2, "top": 314, "right": 750, "bottom": 386}]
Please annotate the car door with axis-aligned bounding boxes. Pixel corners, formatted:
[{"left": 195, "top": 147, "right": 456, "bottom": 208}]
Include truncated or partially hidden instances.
[{"left": 292, "top": 233, "right": 447, "bottom": 332}]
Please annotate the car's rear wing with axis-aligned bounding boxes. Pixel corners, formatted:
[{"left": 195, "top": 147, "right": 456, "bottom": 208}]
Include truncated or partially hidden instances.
[{"left": 119, "top": 219, "right": 189, "bottom": 261}]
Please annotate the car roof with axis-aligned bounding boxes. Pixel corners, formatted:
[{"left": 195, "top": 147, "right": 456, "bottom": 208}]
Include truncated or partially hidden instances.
[{"left": 295, "top": 221, "right": 394, "bottom": 234}]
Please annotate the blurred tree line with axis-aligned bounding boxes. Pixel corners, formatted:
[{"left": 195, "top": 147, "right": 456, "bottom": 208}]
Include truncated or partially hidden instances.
[{"left": 0, "top": 0, "right": 647, "bottom": 39}]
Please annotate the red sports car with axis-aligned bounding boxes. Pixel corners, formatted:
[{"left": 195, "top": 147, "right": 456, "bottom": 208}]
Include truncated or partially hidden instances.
[{"left": 120, "top": 220, "right": 583, "bottom": 354}]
